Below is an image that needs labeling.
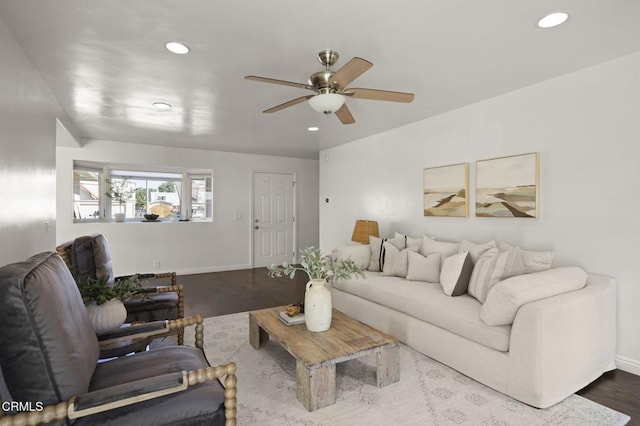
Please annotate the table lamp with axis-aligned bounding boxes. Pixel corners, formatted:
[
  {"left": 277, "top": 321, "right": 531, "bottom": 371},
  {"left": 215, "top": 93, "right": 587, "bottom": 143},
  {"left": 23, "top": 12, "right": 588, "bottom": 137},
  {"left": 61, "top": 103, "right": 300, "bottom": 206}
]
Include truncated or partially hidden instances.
[{"left": 351, "top": 220, "right": 379, "bottom": 244}]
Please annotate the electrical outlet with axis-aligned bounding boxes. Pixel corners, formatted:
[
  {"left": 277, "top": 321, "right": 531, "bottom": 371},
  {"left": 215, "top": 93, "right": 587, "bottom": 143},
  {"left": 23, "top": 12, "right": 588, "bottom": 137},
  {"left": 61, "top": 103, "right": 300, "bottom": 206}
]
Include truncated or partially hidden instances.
[{"left": 153, "top": 260, "right": 160, "bottom": 268}]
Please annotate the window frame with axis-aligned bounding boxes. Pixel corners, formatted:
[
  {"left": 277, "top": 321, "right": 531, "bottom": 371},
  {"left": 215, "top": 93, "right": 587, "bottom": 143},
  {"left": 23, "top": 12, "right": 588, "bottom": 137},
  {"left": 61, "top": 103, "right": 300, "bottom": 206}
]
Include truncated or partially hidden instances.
[{"left": 72, "top": 161, "right": 213, "bottom": 223}]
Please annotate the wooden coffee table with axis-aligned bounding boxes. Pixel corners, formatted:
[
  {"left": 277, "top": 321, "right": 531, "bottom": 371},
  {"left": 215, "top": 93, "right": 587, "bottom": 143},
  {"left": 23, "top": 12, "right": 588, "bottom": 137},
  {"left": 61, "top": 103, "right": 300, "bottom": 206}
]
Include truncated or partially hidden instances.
[{"left": 249, "top": 306, "right": 399, "bottom": 411}]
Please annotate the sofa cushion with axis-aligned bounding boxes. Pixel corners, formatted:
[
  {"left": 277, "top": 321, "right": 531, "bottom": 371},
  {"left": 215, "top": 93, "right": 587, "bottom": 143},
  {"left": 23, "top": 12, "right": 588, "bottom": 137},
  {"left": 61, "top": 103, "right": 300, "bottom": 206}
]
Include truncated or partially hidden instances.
[
  {"left": 497, "top": 241, "right": 554, "bottom": 274},
  {"left": 381, "top": 243, "right": 419, "bottom": 278},
  {"left": 394, "top": 232, "right": 423, "bottom": 248},
  {"left": 333, "top": 272, "right": 511, "bottom": 351},
  {"left": 406, "top": 251, "right": 440, "bottom": 283},
  {"left": 440, "top": 252, "right": 474, "bottom": 296},
  {"left": 368, "top": 236, "right": 406, "bottom": 272},
  {"left": 331, "top": 244, "right": 371, "bottom": 270},
  {"left": 468, "top": 247, "right": 523, "bottom": 303},
  {"left": 458, "top": 239, "right": 496, "bottom": 263},
  {"left": 481, "top": 267, "right": 588, "bottom": 326},
  {"left": 420, "top": 236, "right": 459, "bottom": 267}
]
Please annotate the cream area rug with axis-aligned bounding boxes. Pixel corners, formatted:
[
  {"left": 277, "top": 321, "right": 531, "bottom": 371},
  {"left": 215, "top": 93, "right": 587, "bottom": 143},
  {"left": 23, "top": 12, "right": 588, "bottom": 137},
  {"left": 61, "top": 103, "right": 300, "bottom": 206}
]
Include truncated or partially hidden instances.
[{"left": 182, "top": 312, "right": 630, "bottom": 426}]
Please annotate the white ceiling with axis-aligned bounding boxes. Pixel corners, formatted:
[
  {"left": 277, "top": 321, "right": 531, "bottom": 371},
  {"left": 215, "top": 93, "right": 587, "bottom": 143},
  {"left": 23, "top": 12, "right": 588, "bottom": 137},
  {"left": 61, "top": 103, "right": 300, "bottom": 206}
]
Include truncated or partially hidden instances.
[{"left": 1, "top": 1, "right": 638, "bottom": 159}]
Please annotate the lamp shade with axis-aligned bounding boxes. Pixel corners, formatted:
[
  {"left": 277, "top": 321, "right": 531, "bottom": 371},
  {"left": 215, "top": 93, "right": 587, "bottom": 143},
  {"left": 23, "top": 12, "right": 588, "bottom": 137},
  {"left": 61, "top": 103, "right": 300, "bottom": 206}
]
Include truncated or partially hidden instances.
[
  {"left": 351, "top": 220, "right": 379, "bottom": 244},
  {"left": 308, "top": 93, "right": 345, "bottom": 114}
]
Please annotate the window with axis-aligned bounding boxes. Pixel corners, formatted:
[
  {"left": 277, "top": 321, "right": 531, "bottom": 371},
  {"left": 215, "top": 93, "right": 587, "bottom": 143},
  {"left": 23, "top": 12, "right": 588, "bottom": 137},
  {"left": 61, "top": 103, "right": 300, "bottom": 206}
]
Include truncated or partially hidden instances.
[
  {"left": 189, "top": 174, "right": 212, "bottom": 221},
  {"left": 73, "top": 166, "right": 102, "bottom": 220},
  {"left": 73, "top": 161, "right": 212, "bottom": 223}
]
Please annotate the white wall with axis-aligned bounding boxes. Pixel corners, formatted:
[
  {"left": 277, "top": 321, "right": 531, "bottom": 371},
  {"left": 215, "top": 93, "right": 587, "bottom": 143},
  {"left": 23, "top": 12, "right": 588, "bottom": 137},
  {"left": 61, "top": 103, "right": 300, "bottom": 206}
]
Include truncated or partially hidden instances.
[
  {"left": 57, "top": 139, "right": 319, "bottom": 275},
  {"left": 0, "top": 17, "right": 59, "bottom": 265},
  {"left": 320, "top": 53, "right": 640, "bottom": 374}
]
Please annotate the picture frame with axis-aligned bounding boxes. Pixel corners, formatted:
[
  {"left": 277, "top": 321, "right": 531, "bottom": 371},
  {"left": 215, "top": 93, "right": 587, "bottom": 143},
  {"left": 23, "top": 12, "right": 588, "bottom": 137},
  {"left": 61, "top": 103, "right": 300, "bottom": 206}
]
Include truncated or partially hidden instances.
[
  {"left": 475, "top": 152, "right": 539, "bottom": 218},
  {"left": 423, "top": 162, "right": 468, "bottom": 217}
]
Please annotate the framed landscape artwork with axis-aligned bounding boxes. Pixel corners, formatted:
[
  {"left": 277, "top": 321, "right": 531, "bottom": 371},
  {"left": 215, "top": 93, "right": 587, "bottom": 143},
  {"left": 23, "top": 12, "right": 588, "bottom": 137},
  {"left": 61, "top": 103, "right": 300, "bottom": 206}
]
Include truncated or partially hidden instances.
[
  {"left": 423, "top": 163, "right": 468, "bottom": 217},
  {"left": 475, "top": 152, "right": 539, "bottom": 218}
]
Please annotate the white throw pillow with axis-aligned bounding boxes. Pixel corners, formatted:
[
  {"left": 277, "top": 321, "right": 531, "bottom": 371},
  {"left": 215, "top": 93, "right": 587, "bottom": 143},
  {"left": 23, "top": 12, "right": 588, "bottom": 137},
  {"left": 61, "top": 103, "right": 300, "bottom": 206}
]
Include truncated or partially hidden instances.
[
  {"left": 497, "top": 241, "right": 554, "bottom": 274},
  {"left": 381, "top": 242, "right": 419, "bottom": 278},
  {"left": 331, "top": 244, "right": 371, "bottom": 270},
  {"left": 421, "top": 236, "right": 460, "bottom": 267},
  {"left": 406, "top": 251, "right": 440, "bottom": 283},
  {"left": 481, "top": 267, "right": 588, "bottom": 326},
  {"left": 368, "top": 236, "right": 406, "bottom": 272},
  {"left": 394, "top": 232, "right": 423, "bottom": 249},
  {"left": 467, "top": 247, "right": 523, "bottom": 303},
  {"left": 458, "top": 239, "right": 496, "bottom": 263},
  {"left": 440, "top": 252, "right": 474, "bottom": 296}
]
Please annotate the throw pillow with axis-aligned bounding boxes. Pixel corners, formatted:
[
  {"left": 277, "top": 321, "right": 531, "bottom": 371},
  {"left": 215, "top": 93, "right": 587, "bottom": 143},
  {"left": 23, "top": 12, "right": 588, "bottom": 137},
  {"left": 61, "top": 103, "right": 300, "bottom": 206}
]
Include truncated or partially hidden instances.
[
  {"left": 331, "top": 244, "right": 371, "bottom": 270},
  {"left": 458, "top": 239, "right": 496, "bottom": 263},
  {"left": 394, "top": 232, "right": 423, "bottom": 249},
  {"left": 381, "top": 242, "right": 419, "bottom": 278},
  {"left": 440, "top": 252, "right": 474, "bottom": 296},
  {"left": 368, "top": 235, "right": 407, "bottom": 272},
  {"left": 467, "top": 247, "right": 523, "bottom": 303},
  {"left": 480, "top": 267, "right": 588, "bottom": 326},
  {"left": 406, "top": 251, "right": 441, "bottom": 283},
  {"left": 420, "top": 236, "right": 460, "bottom": 268},
  {"left": 497, "top": 241, "right": 554, "bottom": 274}
]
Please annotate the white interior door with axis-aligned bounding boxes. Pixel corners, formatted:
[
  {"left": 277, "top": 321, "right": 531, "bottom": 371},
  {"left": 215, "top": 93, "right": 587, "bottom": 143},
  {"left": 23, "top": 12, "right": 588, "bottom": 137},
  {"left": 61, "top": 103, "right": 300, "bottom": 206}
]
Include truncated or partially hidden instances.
[{"left": 252, "top": 172, "right": 295, "bottom": 268}]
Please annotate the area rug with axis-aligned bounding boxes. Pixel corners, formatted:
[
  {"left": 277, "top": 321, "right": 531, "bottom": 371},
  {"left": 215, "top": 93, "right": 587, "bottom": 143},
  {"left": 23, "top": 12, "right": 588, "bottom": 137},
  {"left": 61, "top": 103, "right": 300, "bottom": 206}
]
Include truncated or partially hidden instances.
[{"left": 180, "top": 312, "right": 630, "bottom": 426}]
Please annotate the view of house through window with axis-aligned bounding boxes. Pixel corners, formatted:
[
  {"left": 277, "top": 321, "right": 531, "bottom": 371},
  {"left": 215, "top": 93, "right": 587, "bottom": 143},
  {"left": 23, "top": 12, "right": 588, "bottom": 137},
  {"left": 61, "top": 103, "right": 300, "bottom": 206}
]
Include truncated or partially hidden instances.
[
  {"left": 73, "top": 161, "right": 212, "bottom": 223},
  {"left": 73, "top": 167, "right": 101, "bottom": 220}
]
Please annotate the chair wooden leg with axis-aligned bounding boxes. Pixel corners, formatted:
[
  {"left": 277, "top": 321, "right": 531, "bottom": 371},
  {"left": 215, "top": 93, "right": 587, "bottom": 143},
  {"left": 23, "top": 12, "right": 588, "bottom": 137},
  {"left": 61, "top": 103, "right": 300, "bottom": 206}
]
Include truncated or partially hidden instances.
[{"left": 177, "top": 284, "right": 185, "bottom": 345}]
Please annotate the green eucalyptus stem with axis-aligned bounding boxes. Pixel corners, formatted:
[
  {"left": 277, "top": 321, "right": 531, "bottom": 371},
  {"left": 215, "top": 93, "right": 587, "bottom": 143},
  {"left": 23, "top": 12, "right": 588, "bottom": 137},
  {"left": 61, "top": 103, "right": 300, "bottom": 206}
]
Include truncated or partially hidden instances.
[{"left": 268, "top": 246, "right": 365, "bottom": 282}]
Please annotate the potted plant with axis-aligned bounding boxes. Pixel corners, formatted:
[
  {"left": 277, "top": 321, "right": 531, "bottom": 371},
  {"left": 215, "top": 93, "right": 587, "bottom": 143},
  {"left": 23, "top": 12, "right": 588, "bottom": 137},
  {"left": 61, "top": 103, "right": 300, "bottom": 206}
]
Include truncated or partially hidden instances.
[
  {"left": 268, "top": 246, "right": 365, "bottom": 332},
  {"left": 105, "top": 177, "right": 137, "bottom": 222},
  {"left": 76, "top": 274, "right": 142, "bottom": 333}
]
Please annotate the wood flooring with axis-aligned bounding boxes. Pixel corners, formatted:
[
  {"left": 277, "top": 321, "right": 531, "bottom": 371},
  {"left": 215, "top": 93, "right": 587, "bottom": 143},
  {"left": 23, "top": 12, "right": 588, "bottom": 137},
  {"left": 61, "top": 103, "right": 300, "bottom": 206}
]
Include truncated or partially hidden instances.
[{"left": 178, "top": 268, "right": 639, "bottom": 423}]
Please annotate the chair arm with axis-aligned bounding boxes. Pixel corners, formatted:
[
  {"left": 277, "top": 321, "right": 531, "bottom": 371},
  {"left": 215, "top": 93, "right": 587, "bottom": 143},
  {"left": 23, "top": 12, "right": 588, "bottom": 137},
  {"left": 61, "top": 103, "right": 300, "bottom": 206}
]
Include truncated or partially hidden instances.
[
  {"left": 116, "top": 272, "right": 177, "bottom": 286},
  {"left": 98, "top": 315, "right": 205, "bottom": 350},
  {"left": 97, "top": 321, "right": 168, "bottom": 342},
  {"left": 0, "top": 362, "right": 238, "bottom": 426}
]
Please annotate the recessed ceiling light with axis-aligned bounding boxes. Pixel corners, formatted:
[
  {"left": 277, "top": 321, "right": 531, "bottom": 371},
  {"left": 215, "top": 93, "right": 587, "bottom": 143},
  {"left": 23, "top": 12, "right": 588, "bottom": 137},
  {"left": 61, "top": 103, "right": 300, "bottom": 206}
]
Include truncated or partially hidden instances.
[
  {"left": 537, "top": 12, "right": 569, "bottom": 29},
  {"left": 308, "top": 126, "right": 320, "bottom": 132},
  {"left": 165, "top": 42, "right": 190, "bottom": 55},
  {"left": 153, "top": 102, "right": 172, "bottom": 110}
]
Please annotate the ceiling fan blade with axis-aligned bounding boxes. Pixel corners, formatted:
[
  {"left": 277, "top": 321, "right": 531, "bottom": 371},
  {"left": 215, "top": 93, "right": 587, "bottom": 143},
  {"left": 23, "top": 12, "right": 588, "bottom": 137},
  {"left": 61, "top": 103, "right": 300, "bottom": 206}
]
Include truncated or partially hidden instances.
[
  {"left": 330, "top": 57, "right": 373, "bottom": 89},
  {"left": 245, "top": 75, "right": 314, "bottom": 91},
  {"left": 343, "top": 88, "right": 415, "bottom": 103},
  {"left": 263, "top": 95, "right": 314, "bottom": 113},
  {"left": 335, "top": 103, "right": 355, "bottom": 125}
]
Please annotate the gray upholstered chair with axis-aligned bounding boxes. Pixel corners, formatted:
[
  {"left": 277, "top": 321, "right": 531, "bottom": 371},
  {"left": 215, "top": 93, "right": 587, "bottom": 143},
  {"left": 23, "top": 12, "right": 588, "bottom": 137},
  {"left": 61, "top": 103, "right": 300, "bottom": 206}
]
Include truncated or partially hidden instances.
[
  {"left": 56, "top": 234, "right": 185, "bottom": 344},
  {"left": 0, "top": 252, "right": 237, "bottom": 426}
]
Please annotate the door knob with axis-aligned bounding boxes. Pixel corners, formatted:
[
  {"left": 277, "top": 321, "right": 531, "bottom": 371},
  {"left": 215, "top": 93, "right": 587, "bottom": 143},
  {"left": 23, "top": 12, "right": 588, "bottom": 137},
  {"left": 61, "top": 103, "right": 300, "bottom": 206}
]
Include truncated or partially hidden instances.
[{"left": 254, "top": 226, "right": 259, "bottom": 229}]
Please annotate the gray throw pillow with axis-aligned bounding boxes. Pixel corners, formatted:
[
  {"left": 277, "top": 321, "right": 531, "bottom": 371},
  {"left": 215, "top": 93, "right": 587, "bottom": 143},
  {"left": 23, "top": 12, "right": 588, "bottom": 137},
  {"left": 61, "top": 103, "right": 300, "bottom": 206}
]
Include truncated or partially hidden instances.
[{"left": 440, "top": 252, "right": 473, "bottom": 296}]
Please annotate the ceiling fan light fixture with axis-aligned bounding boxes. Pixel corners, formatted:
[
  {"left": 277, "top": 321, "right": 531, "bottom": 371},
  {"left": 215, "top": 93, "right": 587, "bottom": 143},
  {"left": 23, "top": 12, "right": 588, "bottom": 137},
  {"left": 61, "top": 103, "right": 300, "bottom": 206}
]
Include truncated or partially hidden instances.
[
  {"left": 308, "top": 93, "right": 345, "bottom": 114},
  {"left": 153, "top": 101, "right": 172, "bottom": 110}
]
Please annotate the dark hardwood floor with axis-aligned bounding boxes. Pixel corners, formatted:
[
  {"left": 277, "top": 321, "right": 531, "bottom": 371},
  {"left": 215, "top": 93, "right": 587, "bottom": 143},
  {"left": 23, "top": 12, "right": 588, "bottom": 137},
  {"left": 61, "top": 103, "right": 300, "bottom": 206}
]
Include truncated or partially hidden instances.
[{"left": 179, "top": 268, "right": 639, "bottom": 423}]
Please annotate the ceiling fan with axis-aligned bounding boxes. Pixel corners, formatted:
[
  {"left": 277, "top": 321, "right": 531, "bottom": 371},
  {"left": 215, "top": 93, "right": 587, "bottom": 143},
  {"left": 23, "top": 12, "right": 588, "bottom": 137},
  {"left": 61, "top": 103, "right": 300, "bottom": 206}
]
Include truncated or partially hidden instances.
[{"left": 245, "top": 50, "right": 415, "bottom": 125}]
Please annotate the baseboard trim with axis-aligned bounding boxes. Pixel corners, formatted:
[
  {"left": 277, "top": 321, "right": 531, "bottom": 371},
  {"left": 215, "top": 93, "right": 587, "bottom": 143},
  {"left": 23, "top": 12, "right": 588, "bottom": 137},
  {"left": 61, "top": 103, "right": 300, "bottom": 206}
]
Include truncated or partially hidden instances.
[
  {"left": 173, "top": 264, "right": 253, "bottom": 276},
  {"left": 615, "top": 355, "right": 640, "bottom": 376}
]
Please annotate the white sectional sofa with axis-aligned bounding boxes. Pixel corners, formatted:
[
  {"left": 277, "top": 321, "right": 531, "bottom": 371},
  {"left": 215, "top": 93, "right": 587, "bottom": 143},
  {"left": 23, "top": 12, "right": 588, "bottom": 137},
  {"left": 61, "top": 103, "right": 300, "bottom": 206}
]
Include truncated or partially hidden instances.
[{"left": 331, "top": 235, "right": 617, "bottom": 408}]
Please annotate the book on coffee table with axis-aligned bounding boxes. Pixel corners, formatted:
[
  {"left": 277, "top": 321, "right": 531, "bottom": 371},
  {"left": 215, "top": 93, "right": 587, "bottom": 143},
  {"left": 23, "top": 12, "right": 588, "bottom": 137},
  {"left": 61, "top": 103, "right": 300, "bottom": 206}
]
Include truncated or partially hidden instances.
[{"left": 279, "top": 311, "right": 305, "bottom": 326}]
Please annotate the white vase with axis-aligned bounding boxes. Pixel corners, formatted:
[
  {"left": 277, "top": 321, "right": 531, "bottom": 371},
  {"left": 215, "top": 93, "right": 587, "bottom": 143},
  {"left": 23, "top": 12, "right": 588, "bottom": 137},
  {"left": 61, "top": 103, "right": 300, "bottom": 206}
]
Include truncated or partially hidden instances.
[
  {"left": 86, "top": 299, "right": 127, "bottom": 333},
  {"left": 304, "top": 279, "right": 332, "bottom": 332},
  {"left": 114, "top": 213, "right": 126, "bottom": 223}
]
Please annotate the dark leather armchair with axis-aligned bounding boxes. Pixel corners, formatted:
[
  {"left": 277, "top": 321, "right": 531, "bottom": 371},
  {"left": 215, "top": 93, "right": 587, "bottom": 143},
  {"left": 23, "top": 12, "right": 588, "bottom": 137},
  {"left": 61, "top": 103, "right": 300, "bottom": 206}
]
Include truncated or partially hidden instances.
[
  {"left": 56, "top": 234, "right": 185, "bottom": 344},
  {"left": 0, "top": 252, "right": 237, "bottom": 426}
]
